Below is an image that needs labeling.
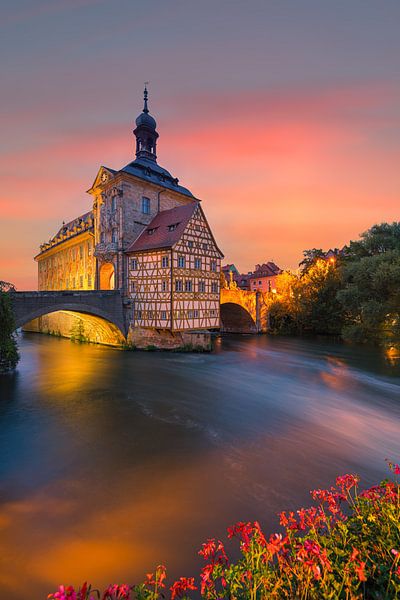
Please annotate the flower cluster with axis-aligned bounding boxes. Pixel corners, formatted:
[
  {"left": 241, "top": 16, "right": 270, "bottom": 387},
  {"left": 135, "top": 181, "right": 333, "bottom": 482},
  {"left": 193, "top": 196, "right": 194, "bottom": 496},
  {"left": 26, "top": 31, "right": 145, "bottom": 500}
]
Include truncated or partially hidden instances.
[{"left": 48, "top": 463, "right": 400, "bottom": 599}]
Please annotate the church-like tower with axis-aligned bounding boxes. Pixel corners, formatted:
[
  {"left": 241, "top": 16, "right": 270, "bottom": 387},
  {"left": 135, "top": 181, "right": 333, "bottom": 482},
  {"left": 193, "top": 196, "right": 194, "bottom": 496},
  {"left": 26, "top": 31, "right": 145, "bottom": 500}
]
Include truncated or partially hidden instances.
[{"left": 133, "top": 86, "right": 159, "bottom": 162}]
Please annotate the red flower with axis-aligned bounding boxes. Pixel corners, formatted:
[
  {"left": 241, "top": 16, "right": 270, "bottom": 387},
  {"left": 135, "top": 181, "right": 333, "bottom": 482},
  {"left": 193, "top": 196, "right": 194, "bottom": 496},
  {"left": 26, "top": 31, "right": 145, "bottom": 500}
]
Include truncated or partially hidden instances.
[
  {"left": 199, "top": 539, "right": 228, "bottom": 565},
  {"left": 355, "top": 561, "right": 367, "bottom": 582},
  {"left": 170, "top": 577, "right": 197, "bottom": 599}
]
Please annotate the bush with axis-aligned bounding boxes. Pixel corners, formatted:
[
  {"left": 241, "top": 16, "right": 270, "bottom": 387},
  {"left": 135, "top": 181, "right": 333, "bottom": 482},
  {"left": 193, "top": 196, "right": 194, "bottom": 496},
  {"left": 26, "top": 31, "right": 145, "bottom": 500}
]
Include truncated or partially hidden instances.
[
  {"left": 0, "top": 281, "right": 19, "bottom": 373},
  {"left": 48, "top": 462, "right": 400, "bottom": 599}
]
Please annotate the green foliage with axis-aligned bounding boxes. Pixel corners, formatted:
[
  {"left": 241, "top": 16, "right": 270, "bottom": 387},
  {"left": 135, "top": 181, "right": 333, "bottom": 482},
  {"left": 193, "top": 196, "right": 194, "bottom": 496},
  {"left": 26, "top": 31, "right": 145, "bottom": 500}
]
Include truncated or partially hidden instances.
[
  {"left": 270, "top": 222, "right": 400, "bottom": 347},
  {"left": 346, "top": 222, "right": 400, "bottom": 260},
  {"left": 0, "top": 281, "right": 19, "bottom": 373},
  {"left": 299, "top": 248, "right": 326, "bottom": 273},
  {"left": 338, "top": 225, "right": 400, "bottom": 346},
  {"left": 70, "top": 319, "right": 88, "bottom": 344},
  {"left": 268, "top": 262, "right": 344, "bottom": 336}
]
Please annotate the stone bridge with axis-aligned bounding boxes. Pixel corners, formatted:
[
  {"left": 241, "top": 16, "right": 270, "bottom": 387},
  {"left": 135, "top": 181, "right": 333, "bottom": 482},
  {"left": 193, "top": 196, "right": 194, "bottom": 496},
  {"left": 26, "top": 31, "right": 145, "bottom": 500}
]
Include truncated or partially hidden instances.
[
  {"left": 220, "top": 288, "right": 269, "bottom": 333},
  {"left": 10, "top": 290, "right": 130, "bottom": 338}
]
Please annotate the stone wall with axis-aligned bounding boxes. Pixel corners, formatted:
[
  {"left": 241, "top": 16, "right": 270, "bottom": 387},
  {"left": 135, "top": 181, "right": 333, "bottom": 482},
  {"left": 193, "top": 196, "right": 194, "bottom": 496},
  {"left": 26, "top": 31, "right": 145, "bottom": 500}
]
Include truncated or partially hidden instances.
[{"left": 128, "top": 326, "right": 212, "bottom": 351}]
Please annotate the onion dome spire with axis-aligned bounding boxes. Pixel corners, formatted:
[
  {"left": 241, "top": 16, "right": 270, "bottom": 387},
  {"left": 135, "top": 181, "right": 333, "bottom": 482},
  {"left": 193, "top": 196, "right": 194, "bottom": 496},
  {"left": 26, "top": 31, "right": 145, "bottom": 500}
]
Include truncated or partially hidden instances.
[{"left": 133, "top": 84, "right": 159, "bottom": 162}]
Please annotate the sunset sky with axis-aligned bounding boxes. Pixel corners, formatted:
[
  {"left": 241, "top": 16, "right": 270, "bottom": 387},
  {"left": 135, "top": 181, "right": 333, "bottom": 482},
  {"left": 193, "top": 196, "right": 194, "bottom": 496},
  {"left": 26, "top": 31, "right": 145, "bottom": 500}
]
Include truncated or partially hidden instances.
[{"left": 1, "top": 0, "right": 399, "bottom": 289}]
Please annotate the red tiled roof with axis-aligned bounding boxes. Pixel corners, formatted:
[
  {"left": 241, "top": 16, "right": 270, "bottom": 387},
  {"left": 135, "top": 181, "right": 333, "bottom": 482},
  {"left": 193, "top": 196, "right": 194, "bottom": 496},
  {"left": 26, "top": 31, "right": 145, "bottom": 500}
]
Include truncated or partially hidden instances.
[
  {"left": 252, "top": 262, "right": 282, "bottom": 278},
  {"left": 126, "top": 202, "right": 198, "bottom": 253}
]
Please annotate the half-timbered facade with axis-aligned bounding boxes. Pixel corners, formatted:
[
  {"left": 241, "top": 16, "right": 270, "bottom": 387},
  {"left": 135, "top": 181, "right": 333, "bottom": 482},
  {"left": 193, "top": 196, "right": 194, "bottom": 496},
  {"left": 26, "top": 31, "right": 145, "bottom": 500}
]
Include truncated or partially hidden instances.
[
  {"left": 32, "top": 88, "right": 224, "bottom": 346},
  {"left": 126, "top": 203, "right": 223, "bottom": 331}
]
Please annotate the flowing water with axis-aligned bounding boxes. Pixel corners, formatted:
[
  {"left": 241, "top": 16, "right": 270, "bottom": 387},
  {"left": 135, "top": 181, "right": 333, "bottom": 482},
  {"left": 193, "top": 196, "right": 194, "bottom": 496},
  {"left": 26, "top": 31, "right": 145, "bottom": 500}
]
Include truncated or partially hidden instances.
[{"left": 0, "top": 333, "right": 399, "bottom": 599}]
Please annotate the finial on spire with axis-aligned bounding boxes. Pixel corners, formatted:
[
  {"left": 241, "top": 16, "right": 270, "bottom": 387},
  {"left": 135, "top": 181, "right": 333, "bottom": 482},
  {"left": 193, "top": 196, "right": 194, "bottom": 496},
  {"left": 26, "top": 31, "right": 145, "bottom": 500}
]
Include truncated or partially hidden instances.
[{"left": 143, "top": 82, "right": 149, "bottom": 113}]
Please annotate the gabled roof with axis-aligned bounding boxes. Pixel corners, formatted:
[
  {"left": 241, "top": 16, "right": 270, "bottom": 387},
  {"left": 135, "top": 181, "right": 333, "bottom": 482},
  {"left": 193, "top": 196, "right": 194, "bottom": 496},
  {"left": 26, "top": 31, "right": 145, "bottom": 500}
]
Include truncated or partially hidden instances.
[
  {"left": 251, "top": 262, "right": 282, "bottom": 278},
  {"left": 126, "top": 203, "right": 198, "bottom": 253}
]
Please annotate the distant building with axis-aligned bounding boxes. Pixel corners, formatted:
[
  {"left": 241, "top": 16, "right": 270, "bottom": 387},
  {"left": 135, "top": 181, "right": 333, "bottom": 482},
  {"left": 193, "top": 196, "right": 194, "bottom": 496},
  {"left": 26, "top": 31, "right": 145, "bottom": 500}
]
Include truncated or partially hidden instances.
[
  {"left": 221, "top": 264, "right": 251, "bottom": 290},
  {"left": 249, "top": 262, "right": 282, "bottom": 293}
]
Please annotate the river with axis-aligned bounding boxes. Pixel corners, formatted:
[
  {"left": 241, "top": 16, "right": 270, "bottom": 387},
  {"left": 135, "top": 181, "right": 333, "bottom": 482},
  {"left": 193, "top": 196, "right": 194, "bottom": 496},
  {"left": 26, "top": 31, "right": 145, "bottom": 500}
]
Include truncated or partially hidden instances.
[{"left": 0, "top": 333, "right": 399, "bottom": 599}]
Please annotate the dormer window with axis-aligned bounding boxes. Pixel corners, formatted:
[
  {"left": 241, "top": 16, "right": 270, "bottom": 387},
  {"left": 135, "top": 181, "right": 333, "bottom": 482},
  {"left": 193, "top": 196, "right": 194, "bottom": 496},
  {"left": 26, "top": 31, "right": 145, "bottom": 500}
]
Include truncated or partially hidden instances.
[
  {"left": 168, "top": 222, "right": 180, "bottom": 231},
  {"left": 147, "top": 227, "right": 158, "bottom": 236}
]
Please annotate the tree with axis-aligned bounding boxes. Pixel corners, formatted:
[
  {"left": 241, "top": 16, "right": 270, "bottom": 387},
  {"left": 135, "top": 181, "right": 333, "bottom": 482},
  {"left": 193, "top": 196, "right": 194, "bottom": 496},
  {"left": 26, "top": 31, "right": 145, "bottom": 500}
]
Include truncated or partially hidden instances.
[
  {"left": 337, "top": 250, "right": 400, "bottom": 345},
  {"left": 0, "top": 281, "right": 20, "bottom": 373},
  {"left": 345, "top": 222, "right": 400, "bottom": 260},
  {"left": 299, "top": 248, "right": 325, "bottom": 273}
]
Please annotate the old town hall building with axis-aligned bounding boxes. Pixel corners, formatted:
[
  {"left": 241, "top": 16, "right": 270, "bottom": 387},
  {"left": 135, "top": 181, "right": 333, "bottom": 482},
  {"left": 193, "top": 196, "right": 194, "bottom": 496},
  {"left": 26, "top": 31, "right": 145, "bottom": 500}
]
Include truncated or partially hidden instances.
[{"left": 33, "top": 88, "right": 223, "bottom": 347}]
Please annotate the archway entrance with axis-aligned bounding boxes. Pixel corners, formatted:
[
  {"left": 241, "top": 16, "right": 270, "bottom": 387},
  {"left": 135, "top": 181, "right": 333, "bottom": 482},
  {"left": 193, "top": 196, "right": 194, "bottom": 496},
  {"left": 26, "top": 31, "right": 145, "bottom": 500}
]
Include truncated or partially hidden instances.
[
  {"left": 99, "top": 263, "right": 115, "bottom": 290},
  {"left": 220, "top": 302, "right": 257, "bottom": 333}
]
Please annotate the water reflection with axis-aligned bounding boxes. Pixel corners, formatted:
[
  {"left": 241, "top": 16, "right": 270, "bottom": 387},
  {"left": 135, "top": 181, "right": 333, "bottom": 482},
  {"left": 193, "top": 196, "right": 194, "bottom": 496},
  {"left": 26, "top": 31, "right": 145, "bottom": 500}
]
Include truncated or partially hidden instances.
[{"left": 0, "top": 333, "right": 399, "bottom": 599}]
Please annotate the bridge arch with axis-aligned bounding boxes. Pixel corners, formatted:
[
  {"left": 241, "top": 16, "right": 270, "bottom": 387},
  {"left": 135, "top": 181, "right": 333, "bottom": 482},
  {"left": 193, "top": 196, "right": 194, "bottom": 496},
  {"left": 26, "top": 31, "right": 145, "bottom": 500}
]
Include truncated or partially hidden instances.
[
  {"left": 10, "top": 292, "right": 128, "bottom": 346},
  {"left": 220, "top": 302, "right": 257, "bottom": 333}
]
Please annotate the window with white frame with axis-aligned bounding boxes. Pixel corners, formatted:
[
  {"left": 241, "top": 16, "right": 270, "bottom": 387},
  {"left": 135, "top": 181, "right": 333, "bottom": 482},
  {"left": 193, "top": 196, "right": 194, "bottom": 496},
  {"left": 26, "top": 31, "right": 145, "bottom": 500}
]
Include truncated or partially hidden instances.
[
  {"left": 162, "top": 280, "right": 168, "bottom": 292},
  {"left": 178, "top": 255, "right": 185, "bottom": 268},
  {"left": 194, "top": 258, "right": 201, "bottom": 270},
  {"left": 185, "top": 280, "right": 192, "bottom": 292},
  {"left": 211, "top": 260, "right": 217, "bottom": 272},
  {"left": 198, "top": 281, "right": 205, "bottom": 293},
  {"left": 161, "top": 256, "right": 169, "bottom": 268},
  {"left": 130, "top": 258, "right": 138, "bottom": 270},
  {"left": 161, "top": 311, "right": 167, "bottom": 320},
  {"left": 211, "top": 281, "right": 219, "bottom": 293},
  {"left": 175, "top": 280, "right": 183, "bottom": 292}
]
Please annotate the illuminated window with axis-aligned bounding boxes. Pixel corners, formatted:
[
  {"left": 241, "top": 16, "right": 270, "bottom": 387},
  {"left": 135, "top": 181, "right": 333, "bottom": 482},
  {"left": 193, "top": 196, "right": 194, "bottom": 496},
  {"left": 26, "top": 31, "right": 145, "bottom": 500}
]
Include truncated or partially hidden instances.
[
  {"left": 178, "top": 256, "right": 185, "bottom": 268},
  {"left": 161, "top": 256, "right": 169, "bottom": 268},
  {"left": 142, "top": 197, "right": 151, "bottom": 214}
]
